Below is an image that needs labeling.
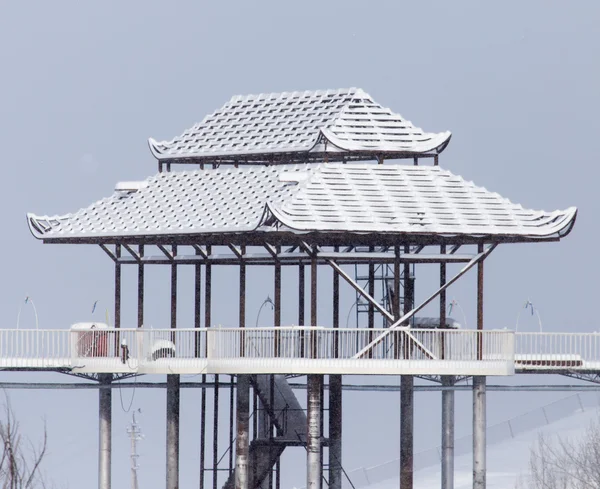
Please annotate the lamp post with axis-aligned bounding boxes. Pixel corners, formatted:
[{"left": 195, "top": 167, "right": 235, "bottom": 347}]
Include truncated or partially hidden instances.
[
  {"left": 516, "top": 299, "right": 543, "bottom": 332},
  {"left": 16, "top": 296, "right": 39, "bottom": 330}
]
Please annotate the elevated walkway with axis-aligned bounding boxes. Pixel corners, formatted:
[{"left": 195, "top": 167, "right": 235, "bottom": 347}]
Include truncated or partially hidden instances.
[
  {"left": 1, "top": 327, "right": 599, "bottom": 376},
  {"left": 0, "top": 327, "right": 515, "bottom": 376}
]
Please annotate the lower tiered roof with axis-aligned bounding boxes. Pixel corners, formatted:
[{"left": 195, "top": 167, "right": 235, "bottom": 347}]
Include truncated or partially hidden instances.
[{"left": 27, "top": 164, "right": 576, "bottom": 245}]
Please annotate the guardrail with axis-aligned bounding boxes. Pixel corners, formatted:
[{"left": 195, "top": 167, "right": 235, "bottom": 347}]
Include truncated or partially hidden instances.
[
  {"left": 515, "top": 332, "right": 600, "bottom": 370},
  {"left": 0, "top": 327, "right": 515, "bottom": 374},
  {"left": 208, "top": 327, "right": 514, "bottom": 362}
]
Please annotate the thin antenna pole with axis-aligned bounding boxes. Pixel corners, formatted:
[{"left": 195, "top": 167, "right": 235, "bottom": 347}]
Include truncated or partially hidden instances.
[{"left": 128, "top": 411, "right": 142, "bottom": 489}]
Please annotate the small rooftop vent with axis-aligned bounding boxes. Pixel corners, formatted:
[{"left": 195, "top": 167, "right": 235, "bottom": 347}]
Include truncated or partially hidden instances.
[
  {"left": 278, "top": 172, "right": 309, "bottom": 184},
  {"left": 115, "top": 181, "right": 149, "bottom": 193}
]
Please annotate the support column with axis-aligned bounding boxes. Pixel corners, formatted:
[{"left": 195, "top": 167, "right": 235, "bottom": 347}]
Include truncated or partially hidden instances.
[
  {"left": 400, "top": 247, "right": 414, "bottom": 489},
  {"left": 167, "top": 374, "right": 181, "bottom": 489},
  {"left": 200, "top": 247, "right": 211, "bottom": 489},
  {"left": 441, "top": 377, "right": 454, "bottom": 489},
  {"left": 330, "top": 251, "right": 342, "bottom": 489},
  {"left": 473, "top": 243, "right": 486, "bottom": 489},
  {"left": 167, "top": 245, "right": 180, "bottom": 489},
  {"left": 98, "top": 374, "right": 112, "bottom": 489},
  {"left": 473, "top": 376, "right": 486, "bottom": 489},
  {"left": 307, "top": 375, "right": 322, "bottom": 489},
  {"left": 137, "top": 245, "right": 144, "bottom": 328},
  {"left": 114, "top": 245, "right": 121, "bottom": 330},
  {"left": 299, "top": 264, "right": 305, "bottom": 357},
  {"left": 307, "top": 251, "right": 322, "bottom": 489},
  {"left": 329, "top": 375, "right": 342, "bottom": 489},
  {"left": 440, "top": 244, "right": 454, "bottom": 489},
  {"left": 235, "top": 375, "right": 250, "bottom": 489},
  {"left": 235, "top": 252, "right": 248, "bottom": 489}
]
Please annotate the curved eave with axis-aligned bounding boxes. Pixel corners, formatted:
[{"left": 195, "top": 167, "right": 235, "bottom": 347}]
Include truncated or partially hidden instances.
[
  {"left": 320, "top": 128, "right": 452, "bottom": 155},
  {"left": 265, "top": 204, "right": 578, "bottom": 243},
  {"left": 148, "top": 131, "right": 452, "bottom": 163}
]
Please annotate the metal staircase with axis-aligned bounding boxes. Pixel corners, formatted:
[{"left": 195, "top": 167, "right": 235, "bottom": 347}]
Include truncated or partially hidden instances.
[{"left": 222, "top": 374, "right": 307, "bottom": 489}]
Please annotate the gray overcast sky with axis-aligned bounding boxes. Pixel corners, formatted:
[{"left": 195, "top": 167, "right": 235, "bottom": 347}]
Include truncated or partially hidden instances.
[{"left": 1, "top": 1, "right": 599, "bottom": 488}]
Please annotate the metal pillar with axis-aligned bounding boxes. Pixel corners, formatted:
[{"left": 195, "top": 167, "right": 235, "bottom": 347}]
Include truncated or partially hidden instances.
[
  {"left": 307, "top": 375, "right": 322, "bottom": 489},
  {"left": 307, "top": 252, "right": 322, "bottom": 489},
  {"left": 114, "top": 245, "right": 121, "bottom": 330},
  {"left": 400, "top": 247, "right": 414, "bottom": 489},
  {"left": 167, "top": 246, "right": 180, "bottom": 489},
  {"left": 235, "top": 250, "right": 248, "bottom": 489},
  {"left": 213, "top": 375, "right": 220, "bottom": 489},
  {"left": 473, "top": 376, "right": 486, "bottom": 489},
  {"left": 330, "top": 253, "right": 342, "bottom": 489},
  {"left": 235, "top": 375, "right": 250, "bottom": 489},
  {"left": 473, "top": 242, "right": 486, "bottom": 489},
  {"left": 99, "top": 373, "right": 112, "bottom": 489},
  {"left": 201, "top": 247, "right": 212, "bottom": 489},
  {"left": 329, "top": 375, "right": 342, "bottom": 489},
  {"left": 440, "top": 244, "right": 454, "bottom": 489},
  {"left": 167, "top": 374, "right": 180, "bottom": 489},
  {"left": 137, "top": 245, "right": 144, "bottom": 328},
  {"left": 441, "top": 377, "right": 454, "bottom": 489}
]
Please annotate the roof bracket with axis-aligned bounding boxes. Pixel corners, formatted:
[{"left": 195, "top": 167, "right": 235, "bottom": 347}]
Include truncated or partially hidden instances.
[
  {"left": 263, "top": 243, "right": 278, "bottom": 258},
  {"left": 192, "top": 245, "right": 209, "bottom": 259},
  {"left": 122, "top": 244, "right": 141, "bottom": 262},
  {"left": 157, "top": 245, "right": 174, "bottom": 261},
  {"left": 229, "top": 245, "right": 244, "bottom": 260},
  {"left": 99, "top": 244, "right": 116, "bottom": 262}
]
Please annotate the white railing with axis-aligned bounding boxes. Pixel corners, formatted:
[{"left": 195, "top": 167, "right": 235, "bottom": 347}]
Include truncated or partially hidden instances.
[
  {"left": 208, "top": 327, "right": 514, "bottom": 362},
  {"left": 0, "top": 329, "right": 71, "bottom": 368},
  {"left": 515, "top": 332, "right": 600, "bottom": 369},
  {"left": 23, "top": 327, "right": 600, "bottom": 374}
]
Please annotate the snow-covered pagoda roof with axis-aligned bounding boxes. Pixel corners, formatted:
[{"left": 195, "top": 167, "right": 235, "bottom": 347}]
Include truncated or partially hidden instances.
[
  {"left": 27, "top": 164, "right": 576, "bottom": 244},
  {"left": 148, "top": 89, "right": 452, "bottom": 165}
]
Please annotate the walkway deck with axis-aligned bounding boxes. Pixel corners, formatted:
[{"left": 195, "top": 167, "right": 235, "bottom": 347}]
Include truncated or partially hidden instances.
[{"left": 0, "top": 327, "right": 596, "bottom": 376}]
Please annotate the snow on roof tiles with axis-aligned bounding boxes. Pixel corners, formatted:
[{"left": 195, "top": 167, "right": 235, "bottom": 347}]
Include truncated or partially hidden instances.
[
  {"left": 27, "top": 164, "right": 576, "bottom": 243},
  {"left": 148, "top": 89, "right": 452, "bottom": 163}
]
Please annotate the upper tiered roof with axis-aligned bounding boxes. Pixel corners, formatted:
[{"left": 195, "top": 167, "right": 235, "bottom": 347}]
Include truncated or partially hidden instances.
[
  {"left": 27, "top": 164, "right": 576, "bottom": 245},
  {"left": 148, "top": 89, "right": 452, "bottom": 165}
]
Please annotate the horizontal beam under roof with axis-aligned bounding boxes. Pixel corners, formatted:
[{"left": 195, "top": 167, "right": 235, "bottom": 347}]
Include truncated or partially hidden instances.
[{"left": 107, "top": 250, "right": 477, "bottom": 266}]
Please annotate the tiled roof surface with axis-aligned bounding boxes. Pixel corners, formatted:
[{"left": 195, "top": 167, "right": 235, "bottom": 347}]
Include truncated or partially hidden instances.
[
  {"left": 27, "top": 164, "right": 576, "bottom": 242},
  {"left": 148, "top": 89, "right": 451, "bottom": 162}
]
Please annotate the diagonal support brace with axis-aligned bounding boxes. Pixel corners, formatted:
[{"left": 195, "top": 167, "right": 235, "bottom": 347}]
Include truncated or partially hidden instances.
[
  {"left": 353, "top": 244, "right": 497, "bottom": 359},
  {"left": 327, "top": 260, "right": 394, "bottom": 323}
]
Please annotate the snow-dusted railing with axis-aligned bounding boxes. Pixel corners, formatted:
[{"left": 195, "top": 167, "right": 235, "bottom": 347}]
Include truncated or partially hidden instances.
[
  {"left": 208, "top": 327, "right": 514, "bottom": 361},
  {"left": 515, "top": 332, "right": 600, "bottom": 370},
  {"left": 207, "top": 327, "right": 515, "bottom": 375},
  {"left": 0, "top": 329, "right": 71, "bottom": 368}
]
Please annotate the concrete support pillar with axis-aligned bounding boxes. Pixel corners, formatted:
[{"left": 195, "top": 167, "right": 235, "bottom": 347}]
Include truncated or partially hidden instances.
[
  {"left": 98, "top": 374, "right": 112, "bottom": 489},
  {"left": 329, "top": 374, "right": 342, "bottom": 489},
  {"left": 166, "top": 374, "right": 180, "bottom": 489},
  {"left": 473, "top": 376, "right": 486, "bottom": 489},
  {"left": 441, "top": 376, "right": 455, "bottom": 489},
  {"left": 307, "top": 375, "right": 322, "bottom": 489},
  {"left": 235, "top": 375, "right": 250, "bottom": 489},
  {"left": 400, "top": 252, "right": 414, "bottom": 489},
  {"left": 400, "top": 375, "right": 413, "bottom": 489}
]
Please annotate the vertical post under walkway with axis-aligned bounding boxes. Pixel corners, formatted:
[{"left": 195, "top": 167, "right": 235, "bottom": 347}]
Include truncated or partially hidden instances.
[
  {"left": 235, "top": 375, "right": 250, "bottom": 489},
  {"left": 473, "top": 242, "right": 486, "bottom": 489},
  {"left": 440, "top": 245, "right": 454, "bottom": 489},
  {"left": 307, "top": 375, "right": 322, "bottom": 489},
  {"left": 235, "top": 252, "right": 249, "bottom": 489},
  {"left": 330, "top": 249, "right": 342, "bottom": 489},
  {"left": 307, "top": 252, "right": 322, "bottom": 489},
  {"left": 99, "top": 374, "right": 112, "bottom": 489},
  {"left": 167, "top": 246, "right": 180, "bottom": 489},
  {"left": 400, "top": 247, "right": 414, "bottom": 489},
  {"left": 99, "top": 244, "right": 120, "bottom": 489},
  {"left": 201, "top": 247, "right": 211, "bottom": 489}
]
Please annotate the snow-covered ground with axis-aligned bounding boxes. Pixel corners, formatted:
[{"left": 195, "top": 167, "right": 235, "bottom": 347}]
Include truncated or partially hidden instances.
[{"left": 369, "top": 404, "right": 599, "bottom": 489}]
